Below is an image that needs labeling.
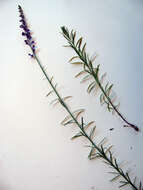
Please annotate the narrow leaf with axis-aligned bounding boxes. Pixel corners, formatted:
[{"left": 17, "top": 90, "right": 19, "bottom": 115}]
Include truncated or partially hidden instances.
[
  {"left": 75, "top": 70, "right": 86, "bottom": 78},
  {"left": 99, "top": 72, "right": 107, "bottom": 84},
  {"left": 80, "top": 74, "right": 91, "bottom": 83},
  {"left": 95, "top": 64, "right": 100, "bottom": 78},
  {"left": 108, "top": 171, "right": 119, "bottom": 175},
  {"left": 63, "top": 120, "right": 75, "bottom": 126},
  {"left": 50, "top": 98, "right": 60, "bottom": 105},
  {"left": 98, "top": 137, "right": 107, "bottom": 147},
  {"left": 63, "top": 96, "right": 72, "bottom": 101},
  {"left": 68, "top": 56, "right": 79, "bottom": 62},
  {"left": 71, "top": 61, "right": 83, "bottom": 65},
  {"left": 76, "top": 37, "right": 82, "bottom": 48},
  {"left": 106, "top": 84, "right": 113, "bottom": 96},
  {"left": 72, "top": 31, "right": 76, "bottom": 42},
  {"left": 82, "top": 43, "right": 86, "bottom": 53},
  {"left": 46, "top": 90, "right": 54, "bottom": 97},
  {"left": 74, "top": 109, "right": 85, "bottom": 119},
  {"left": 88, "top": 146, "right": 95, "bottom": 159},
  {"left": 119, "top": 182, "right": 129, "bottom": 188},
  {"left": 71, "top": 132, "right": 83, "bottom": 140},
  {"left": 84, "top": 121, "right": 95, "bottom": 130},
  {"left": 50, "top": 76, "right": 54, "bottom": 82},
  {"left": 89, "top": 126, "right": 96, "bottom": 139},
  {"left": 87, "top": 81, "right": 96, "bottom": 93},
  {"left": 110, "top": 174, "right": 120, "bottom": 182},
  {"left": 105, "top": 145, "right": 113, "bottom": 155},
  {"left": 61, "top": 114, "right": 72, "bottom": 125}
]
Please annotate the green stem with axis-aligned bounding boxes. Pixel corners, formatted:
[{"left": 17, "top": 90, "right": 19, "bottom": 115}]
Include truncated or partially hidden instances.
[{"left": 33, "top": 54, "right": 138, "bottom": 190}]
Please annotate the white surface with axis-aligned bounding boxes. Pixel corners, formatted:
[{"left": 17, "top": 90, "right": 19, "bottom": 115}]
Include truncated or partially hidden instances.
[{"left": 0, "top": 0, "right": 143, "bottom": 190}]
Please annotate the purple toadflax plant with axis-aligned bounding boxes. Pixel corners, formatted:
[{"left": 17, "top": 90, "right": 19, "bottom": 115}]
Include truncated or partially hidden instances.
[{"left": 18, "top": 5, "right": 142, "bottom": 190}]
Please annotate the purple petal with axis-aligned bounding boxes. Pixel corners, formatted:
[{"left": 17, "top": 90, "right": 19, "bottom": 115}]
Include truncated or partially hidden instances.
[{"left": 22, "top": 32, "right": 26, "bottom": 36}]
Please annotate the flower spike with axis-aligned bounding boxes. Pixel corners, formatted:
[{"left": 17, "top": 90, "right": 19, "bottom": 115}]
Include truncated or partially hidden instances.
[{"left": 18, "top": 5, "right": 36, "bottom": 57}]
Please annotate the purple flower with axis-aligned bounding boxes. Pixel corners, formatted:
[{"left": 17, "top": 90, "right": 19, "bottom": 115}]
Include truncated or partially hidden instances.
[{"left": 18, "top": 5, "right": 36, "bottom": 57}]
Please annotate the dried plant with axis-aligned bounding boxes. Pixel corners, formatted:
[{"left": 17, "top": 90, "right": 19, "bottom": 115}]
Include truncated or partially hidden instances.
[
  {"left": 18, "top": 5, "right": 142, "bottom": 190},
  {"left": 61, "top": 26, "right": 139, "bottom": 132}
]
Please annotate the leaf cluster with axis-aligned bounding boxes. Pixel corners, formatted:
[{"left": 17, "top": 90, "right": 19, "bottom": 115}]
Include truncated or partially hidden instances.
[{"left": 61, "top": 26, "right": 118, "bottom": 113}]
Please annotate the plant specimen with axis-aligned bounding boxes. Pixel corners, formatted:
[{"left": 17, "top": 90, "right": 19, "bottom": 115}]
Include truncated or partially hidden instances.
[
  {"left": 18, "top": 5, "right": 142, "bottom": 190},
  {"left": 61, "top": 26, "right": 139, "bottom": 132}
]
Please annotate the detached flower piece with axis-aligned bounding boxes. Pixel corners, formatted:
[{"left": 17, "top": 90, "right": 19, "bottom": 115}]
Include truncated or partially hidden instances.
[{"left": 18, "top": 5, "right": 36, "bottom": 57}]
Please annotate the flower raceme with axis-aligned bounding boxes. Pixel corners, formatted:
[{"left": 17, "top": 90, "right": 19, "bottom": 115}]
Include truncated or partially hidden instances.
[{"left": 18, "top": 5, "right": 36, "bottom": 58}]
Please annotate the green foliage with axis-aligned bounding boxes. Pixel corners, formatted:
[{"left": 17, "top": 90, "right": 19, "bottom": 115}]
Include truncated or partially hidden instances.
[
  {"left": 61, "top": 26, "right": 139, "bottom": 132},
  {"left": 19, "top": 6, "right": 140, "bottom": 190},
  {"left": 33, "top": 48, "right": 142, "bottom": 190}
]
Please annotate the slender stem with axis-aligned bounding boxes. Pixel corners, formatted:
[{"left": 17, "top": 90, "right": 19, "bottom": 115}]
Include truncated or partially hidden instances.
[{"left": 33, "top": 53, "right": 138, "bottom": 190}]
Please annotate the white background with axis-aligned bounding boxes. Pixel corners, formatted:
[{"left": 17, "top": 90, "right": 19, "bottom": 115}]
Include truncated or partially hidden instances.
[{"left": 0, "top": 0, "right": 143, "bottom": 190}]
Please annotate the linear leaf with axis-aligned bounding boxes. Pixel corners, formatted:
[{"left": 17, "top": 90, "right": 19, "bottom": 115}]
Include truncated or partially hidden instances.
[
  {"left": 80, "top": 75, "right": 92, "bottom": 83},
  {"left": 50, "top": 76, "right": 54, "bottom": 82},
  {"left": 90, "top": 153, "right": 102, "bottom": 160},
  {"left": 105, "top": 145, "right": 113, "bottom": 155},
  {"left": 106, "top": 84, "right": 113, "bottom": 96},
  {"left": 119, "top": 182, "right": 129, "bottom": 188},
  {"left": 63, "top": 120, "right": 75, "bottom": 126},
  {"left": 108, "top": 171, "right": 119, "bottom": 175},
  {"left": 46, "top": 90, "right": 54, "bottom": 97},
  {"left": 99, "top": 72, "right": 107, "bottom": 84},
  {"left": 89, "top": 126, "right": 96, "bottom": 139},
  {"left": 50, "top": 98, "right": 60, "bottom": 105},
  {"left": 110, "top": 174, "right": 120, "bottom": 182},
  {"left": 76, "top": 37, "right": 82, "bottom": 48},
  {"left": 91, "top": 54, "right": 97, "bottom": 63},
  {"left": 63, "top": 45, "right": 71, "bottom": 47},
  {"left": 71, "top": 132, "right": 84, "bottom": 140},
  {"left": 71, "top": 61, "right": 83, "bottom": 65},
  {"left": 82, "top": 43, "right": 86, "bottom": 53},
  {"left": 95, "top": 64, "right": 100, "bottom": 78},
  {"left": 126, "top": 172, "right": 131, "bottom": 181},
  {"left": 61, "top": 115, "right": 72, "bottom": 125},
  {"left": 98, "top": 137, "right": 107, "bottom": 147},
  {"left": 71, "top": 31, "right": 76, "bottom": 42},
  {"left": 133, "top": 177, "right": 137, "bottom": 185},
  {"left": 68, "top": 56, "right": 79, "bottom": 62},
  {"left": 63, "top": 96, "right": 72, "bottom": 101},
  {"left": 75, "top": 109, "right": 85, "bottom": 119},
  {"left": 88, "top": 146, "right": 95, "bottom": 159},
  {"left": 109, "top": 151, "right": 113, "bottom": 163},
  {"left": 54, "top": 83, "right": 58, "bottom": 89},
  {"left": 100, "top": 93, "right": 104, "bottom": 104},
  {"left": 84, "top": 121, "right": 94, "bottom": 130},
  {"left": 75, "top": 70, "right": 86, "bottom": 78},
  {"left": 87, "top": 81, "right": 96, "bottom": 93}
]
